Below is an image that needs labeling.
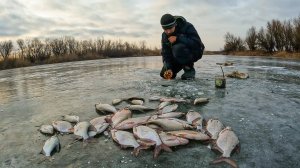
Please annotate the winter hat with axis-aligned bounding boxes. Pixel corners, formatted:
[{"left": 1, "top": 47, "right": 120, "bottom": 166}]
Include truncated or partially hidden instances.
[{"left": 160, "top": 14, "right": 176, "bottom": 29}]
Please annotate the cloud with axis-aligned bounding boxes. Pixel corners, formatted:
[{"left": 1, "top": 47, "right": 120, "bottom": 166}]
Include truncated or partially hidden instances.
[{"left": 0, "top": 0, "right": 299, "bottom": 50}]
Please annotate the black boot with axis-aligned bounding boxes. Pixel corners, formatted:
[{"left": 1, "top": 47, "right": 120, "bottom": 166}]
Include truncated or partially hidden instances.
[{"left": 181, "top": 66, "right": 195, "bottom": 80}]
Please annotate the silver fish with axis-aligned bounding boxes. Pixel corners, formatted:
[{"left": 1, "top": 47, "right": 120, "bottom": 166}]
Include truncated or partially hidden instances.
[
  {"left": 210, "top": 127, "right": 240, "bottom": 168},
  {"left": 157, "top": 112, "right": 185, "bottom": 119},
  {"left": 90, "top": 116, "right": 109, "bottom": 134},
  {"left": 125, "top": 97, "right": 145, "bottom": 102},
  {"left": 161, "top": 104, "right": 178, "bottom": 113},
  {"left": 52, "top": 121, "right": 73, "bottom": 133},
  {"left": 39, "top": 125, "right": 54, "bottom": 135},
  {"left": 108, "top": 108, "right": 132, "bottom": 128},
  {"left": 133, "top": 125, "right": 172, "bottom": 158},
  {"left": 41, "top": 135, "right": 60, "bottom": 156},
  {"left": 186, "top": 111, "right": 203, "bottom": 130},
  {"left": 62, "top": 115, "right": 79, "bottom": 123},
  {"left": 130, "top": 99, "right": 144, "bottom": 105},
  {"left": 226, "top": 71, "right": 249, "bottom": 79},
  {"left": 95, "top": 103, "right": 117, "bottom": 114},
  {"left": 74, "top": 121, "right": 96, "bottom": 140},
  {"left": 206, "top": 119, "right": 225, "bottom": 139},
  {"left": 159, "top": 132, "right": 189, "bottom": 147},
  {"left": 114, "top": 116, "right": 151, "bottom": 130},
  {"left": 147, "top": 118, "right": 193, "bottom": 131},
  {"left": 158, "top": 101, "right": 171, "bottom": 110},
  {"left": 194, "top": 98, "right": 209, "bottom": 105},
  {"left": 160, "top": 97, "right": 187, "bottom": 103},
  {"left": 128, "top": 105, "right": 155, "bottom": 113},
  {"left": 149, "top": 96, "right": 162, "bottom": 101},
  {"left": 167, "top": 130, "right": 210, "bottom": 141},
  {"left": 112, "top": 98, "right": 123, "bottom": 105},
  {"left": 111, "top": 129, "right": 148, "bottom": 156}
]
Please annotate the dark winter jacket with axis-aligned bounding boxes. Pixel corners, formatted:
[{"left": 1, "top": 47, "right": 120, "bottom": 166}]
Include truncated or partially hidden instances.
[{"left": 161, "top": 16, "right": 205, "bottom": 69}]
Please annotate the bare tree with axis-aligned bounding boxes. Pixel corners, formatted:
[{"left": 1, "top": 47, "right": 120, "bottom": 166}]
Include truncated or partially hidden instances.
[
  {"left": 223, "top": 32, "right": 245, "bottom": 52},
  {"left": 245, "top": 26, "right": 257, "bottom": 50},
  {"left": 139, "top": 40, "right": 146, "bottom": 55},
  {"left": 50, "top": 38, "right": 66, "bottom": 57},
  {"left": 0, "top": 40, "right": 13, "bottom": 60},
  {"left": 267, "top": 20, "right": 284, "bottom": 51},
  {"left": 283, "top": 20, "right": 294, "bottom": 52},
  {"left": 257, "top": 27, "right": 275, "bottom": 52},
  {"left": 293, "top": 15, "right": 300, "bottom": 52},
  {"left": 17, "top": 39, "right": 26, "bottom": 59}
]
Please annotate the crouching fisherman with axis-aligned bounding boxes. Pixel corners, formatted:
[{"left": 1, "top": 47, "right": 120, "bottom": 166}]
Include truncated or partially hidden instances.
[{"left": 159, "top": 13, "right": 205, "bottom": 80}]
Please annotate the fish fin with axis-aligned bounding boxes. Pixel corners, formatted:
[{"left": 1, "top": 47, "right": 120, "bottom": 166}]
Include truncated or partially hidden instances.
[
  {"left": 210, "top": 141, "right": 222, "bottom": 153},
  {"left": 161, "top": 143, "right": 172, "bottom": 152},
  {"left": 233, "top": 143, "right": 241, "bottom": 154},
  {"left": 68, "top": 127, "right": 74, "bottom": 133},
  {"left": 132, "top": 148, "right": 140, "bottom": 157},
  {"left": 192, "top": 118, "right": 201, "bottom": 127},
  {"left": 133, "top": 145, "right": 150, "bottom": 157},
  {"left": 210, "top": 157, "right": 238, "bottom": 168},
  {"left": 105, "top": 115, "right": 113, "bottom": 124},
  {"left": 202, "top": 119, "right": 207, "bottom": 127}
]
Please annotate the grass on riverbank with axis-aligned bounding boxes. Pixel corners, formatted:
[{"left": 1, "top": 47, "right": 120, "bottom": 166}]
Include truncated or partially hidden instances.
[{"left": 205, "top": 50, "right": 300, "bottom": 59}]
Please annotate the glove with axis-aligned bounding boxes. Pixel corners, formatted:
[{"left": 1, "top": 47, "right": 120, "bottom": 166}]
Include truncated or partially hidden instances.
[{"left": 163, "top": 69, "right": 173, "bottom": 80}]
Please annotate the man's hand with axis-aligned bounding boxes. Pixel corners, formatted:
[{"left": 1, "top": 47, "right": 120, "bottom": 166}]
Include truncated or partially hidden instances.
[
  {"left": 163, "top": 69, "right": 173, "bottom": 80},
  {"left": 168, "top": 36, "right": 177, "bottom": 44}
]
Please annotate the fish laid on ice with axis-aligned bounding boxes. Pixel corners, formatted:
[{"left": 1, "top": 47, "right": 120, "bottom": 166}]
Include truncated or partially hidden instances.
[
  {"left": 226, "top": 71, "right": 249, "bottom": 79},
  {"left": 62, "top": 115, "right": 79, "bottom": 123},
  {"left": 125, "top": 97, "right": 145, "bottom": 102},
  {"left": 216, "top": 62, "right": 234, "bottom": 66},
  {"left": 112, "top": 99, "right": 123, "bottom": 105},
  {"left": 186, "top": 111, "right": 203, "bottom": 130},
  {"left": 114, "top": 116, "right": 151, "bottom": 130},
  {"left": 128, "top": 105, "right": 155, "bottom": 113},
  {"left": 52, "top": 121, "right": 73, "bottom": 133},
  {"left": 194, "top": 98, "right": 209, "bottom": 105},
  {"left": 158, "top": 101, "right": 171, "bottom": 110},
  {"left": 161, "top": 104, "right": 178, "bottom": 114},
  {"left": 154, "top": 112, "right": 185, "bottom": 119},
  {"left": 39, "top": 125, "right": 54, "bottom": 135},
  {"left": 111, "top": 129, "right": 148, "bottom": 156},
  {"left": 108, "top": 108, "right": 132, "bottom": 128},
  {"left": 133, "top": 125, "right": 172, "bottom": 158},
  {"left": 167, "top": 130, "right": 210, "bottom": 141},
  {"left": 206, "top": 119, "right": 225, "bottom": 139},
  {"left": 90, "top": 116, "right": 109, "bottom": 134},
  {"left": 41, "top": 135, "right": 60, "bottom": 156},
  {"left": 160, "top": 97, "right": 187, "bottom": 103},
  {"left": 130, "top": 99, "right": 144, "bottom": 105},
  {"left": 95, "top": 103, "right": 118, "bottom": 114},
  {"left": 159, "top": 132, "right": 189, "bottom": 147},
  {"left": 74, "top": 121, "right": 97, "bottom": 140},
  {"left": 147, "top": 118, "right": 193, "bottom": 131},
  {"left": 210, "top": 127, "right": 240, "bottom": 168},
  {"left": 149, "top": 96, "right": 162, "bottom": 101}
]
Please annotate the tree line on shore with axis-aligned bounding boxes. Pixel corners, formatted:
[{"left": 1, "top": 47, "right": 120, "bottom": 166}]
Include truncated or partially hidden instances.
[
  {"left": 0, "top": 37, "right": 160, "bottom": 70},
  {"left": 224, "top": 15, "right": 300, "bottom": 53}
]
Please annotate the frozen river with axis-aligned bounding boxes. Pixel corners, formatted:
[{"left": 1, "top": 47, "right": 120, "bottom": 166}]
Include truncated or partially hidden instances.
[{"left": 0, "top": 55, "right": 299, "bottom": 168}]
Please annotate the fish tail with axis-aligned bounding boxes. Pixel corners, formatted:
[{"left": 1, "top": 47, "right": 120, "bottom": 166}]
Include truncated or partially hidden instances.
[
  {"left": 210, "top": 157, "right": 238, "bottom": 168},
  {"left": 133, "top": 145, "right": 149, "bottom": 157},
  {"left": 162, "top": 143, "right": 172, "bottom": 152},
  {"left": 153, "top": 144, "right": 172, "bottom": 159},
  {"left": 153, "top": 145, "right": 162, "bottom": 159}
]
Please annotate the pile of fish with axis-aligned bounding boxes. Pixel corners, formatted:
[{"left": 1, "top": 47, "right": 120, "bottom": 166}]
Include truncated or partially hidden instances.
[{"left": 39, "top": 96, "right": 240, "bottom": 168}]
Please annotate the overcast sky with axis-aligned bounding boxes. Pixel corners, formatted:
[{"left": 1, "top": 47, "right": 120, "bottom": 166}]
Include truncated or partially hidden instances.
[{"left": 0, "top": 0, "right": 299, "bottom": 51}]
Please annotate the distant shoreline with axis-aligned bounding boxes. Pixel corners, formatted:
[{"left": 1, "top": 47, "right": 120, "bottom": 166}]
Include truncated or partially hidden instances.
[{"left": 204, "top": 50, "right": 300, "bottom": 60}]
